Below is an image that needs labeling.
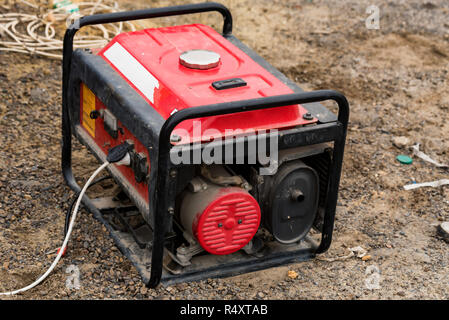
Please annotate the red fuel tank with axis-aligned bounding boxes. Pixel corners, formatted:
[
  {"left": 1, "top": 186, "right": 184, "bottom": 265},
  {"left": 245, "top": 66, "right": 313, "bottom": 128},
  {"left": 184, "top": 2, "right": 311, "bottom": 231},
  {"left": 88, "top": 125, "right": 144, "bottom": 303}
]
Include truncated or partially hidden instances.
[{"left": 97, "top": 24, "right": 316, "bottom": 144}]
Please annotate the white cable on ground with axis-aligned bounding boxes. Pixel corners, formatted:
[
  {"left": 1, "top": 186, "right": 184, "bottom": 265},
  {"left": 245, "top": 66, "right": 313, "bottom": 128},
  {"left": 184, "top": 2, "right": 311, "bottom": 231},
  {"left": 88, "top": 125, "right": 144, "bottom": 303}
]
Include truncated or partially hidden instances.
[
  {"left": 0, "top": 1, "right": 136, "bottom": 59},
  {"left": 0, "top": 161, "right": 109, "bottom": 296}
]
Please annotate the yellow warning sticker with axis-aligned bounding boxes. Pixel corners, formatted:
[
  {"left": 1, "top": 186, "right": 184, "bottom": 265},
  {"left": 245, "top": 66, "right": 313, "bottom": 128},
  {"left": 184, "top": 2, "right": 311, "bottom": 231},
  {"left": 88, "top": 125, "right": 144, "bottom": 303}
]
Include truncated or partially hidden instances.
[{"left": 82, "top": 83, "right": 95, "bottom": 137}]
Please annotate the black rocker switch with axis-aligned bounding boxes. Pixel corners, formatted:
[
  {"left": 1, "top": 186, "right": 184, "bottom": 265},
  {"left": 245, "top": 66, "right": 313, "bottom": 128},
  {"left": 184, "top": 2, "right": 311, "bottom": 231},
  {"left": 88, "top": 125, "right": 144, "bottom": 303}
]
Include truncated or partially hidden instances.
[{"left": 212, "top": 78, "right": 247, "bottom": 90}]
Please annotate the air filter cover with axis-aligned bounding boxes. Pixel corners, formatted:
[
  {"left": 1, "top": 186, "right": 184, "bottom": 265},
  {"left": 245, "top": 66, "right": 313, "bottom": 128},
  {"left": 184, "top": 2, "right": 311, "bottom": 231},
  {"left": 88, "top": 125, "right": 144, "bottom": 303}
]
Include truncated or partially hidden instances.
[{"left": 191, "top": 188, "right": 261, "bottom": 255}]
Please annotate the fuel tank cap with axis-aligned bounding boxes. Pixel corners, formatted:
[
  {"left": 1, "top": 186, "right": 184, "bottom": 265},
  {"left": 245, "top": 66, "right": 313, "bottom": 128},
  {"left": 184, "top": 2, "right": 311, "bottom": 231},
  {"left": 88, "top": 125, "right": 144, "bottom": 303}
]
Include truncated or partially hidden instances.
[{"left": 179, "top": 49, "right": 221, "bottom": 70}]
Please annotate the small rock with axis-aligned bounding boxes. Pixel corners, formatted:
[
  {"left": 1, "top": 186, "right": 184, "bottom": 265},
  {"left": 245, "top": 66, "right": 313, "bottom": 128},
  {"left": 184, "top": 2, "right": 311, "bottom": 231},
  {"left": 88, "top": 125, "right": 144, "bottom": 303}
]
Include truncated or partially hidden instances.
[
  {"left": 287, "top": 270, "right": 298, "bottom": 279},
  {"left": 404, "top": 85, "right": 419, "bottom": 99},
  {"left": 30, "top": 88, "right": 49, "bottom": 104},
  {"left": 438, "top": 222, "right": 449, "bottom": 243},
  {"left": 361, "top": 255, "right": 372, "bottom": 261},
  {"left": 140, "top": 286, "right": 148, "bottom": 295},
  {"left": 422, "top": 2, "right": 437, "bottom": 9},
  {"left": 396, "top": 291, "right": 406, "bottom": 297},
  {"left": 392, "top": 136, "right": 410, "bottom": 148},
  {"left": 257, "top": 292, "right": 264, "bottom": 298}
]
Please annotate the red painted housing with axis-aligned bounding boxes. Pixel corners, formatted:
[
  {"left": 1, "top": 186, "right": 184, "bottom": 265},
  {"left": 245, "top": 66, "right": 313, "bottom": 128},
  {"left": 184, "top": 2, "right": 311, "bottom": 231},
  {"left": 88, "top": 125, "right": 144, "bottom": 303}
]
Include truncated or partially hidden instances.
[
  {"left": 80, "top": 24, "right": 317, "bottom": 206},
  {"left": 97, "top": 24, "right": 316, "bottom": 144}
]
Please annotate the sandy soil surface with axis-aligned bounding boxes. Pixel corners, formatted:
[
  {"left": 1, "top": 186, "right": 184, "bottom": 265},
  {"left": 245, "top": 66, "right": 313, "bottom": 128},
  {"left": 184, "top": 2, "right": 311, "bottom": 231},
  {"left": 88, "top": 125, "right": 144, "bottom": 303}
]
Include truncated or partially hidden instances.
[{"left": 0, "top": 0, "right": 448, "bottom": 299}]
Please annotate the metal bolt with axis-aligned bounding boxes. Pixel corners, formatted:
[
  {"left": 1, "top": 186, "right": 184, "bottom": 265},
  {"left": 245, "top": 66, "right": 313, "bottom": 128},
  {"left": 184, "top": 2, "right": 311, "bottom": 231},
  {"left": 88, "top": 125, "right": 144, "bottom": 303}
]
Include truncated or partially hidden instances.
[
  {"left": 238, "top": 219, "right": 242, "bottom": 224},
  {"left": 291, "top": 189, "right": 305, "bottom": 202},
  {"left": 218, "top": 223, "right": 223, "bottom": 228},
  {"left": 303, "top": 112, "right": 314, "bottom": 120},
  {"left": 170, "top": 169, "right": 177, "bottom": 178},
  {"left": 168, "top": 207, "right": 175, "bottom": 215},
  {"left": 170, "top": 134, "right": 181, "bottom": 143}
]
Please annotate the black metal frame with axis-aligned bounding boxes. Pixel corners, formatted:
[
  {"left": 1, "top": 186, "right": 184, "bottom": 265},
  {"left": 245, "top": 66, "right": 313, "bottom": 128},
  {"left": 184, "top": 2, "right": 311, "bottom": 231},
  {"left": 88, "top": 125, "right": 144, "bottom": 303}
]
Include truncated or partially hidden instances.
[
  {"left": 62, "top": 2, "right": 232, "bottom": 195},
  {"left": 62, "top": 2, "right": 349, "bottom": 288}
]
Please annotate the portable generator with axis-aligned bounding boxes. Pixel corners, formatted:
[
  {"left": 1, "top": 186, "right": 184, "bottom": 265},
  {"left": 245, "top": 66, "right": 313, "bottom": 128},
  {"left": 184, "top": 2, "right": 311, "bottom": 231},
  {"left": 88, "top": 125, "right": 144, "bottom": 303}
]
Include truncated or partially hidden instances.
[{"left": 62, "top": 2, "right": 349, "bottom": 288}]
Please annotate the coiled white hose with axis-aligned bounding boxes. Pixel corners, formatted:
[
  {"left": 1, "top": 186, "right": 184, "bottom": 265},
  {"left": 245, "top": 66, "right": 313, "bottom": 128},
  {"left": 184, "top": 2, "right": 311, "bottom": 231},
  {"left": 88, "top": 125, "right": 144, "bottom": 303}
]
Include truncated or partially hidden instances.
[
  {"left": 0, "top": 0, "right": 136, "bottom": 59},
  {"left": 0, "top": 161, "right": 110, "bottom": 296}
]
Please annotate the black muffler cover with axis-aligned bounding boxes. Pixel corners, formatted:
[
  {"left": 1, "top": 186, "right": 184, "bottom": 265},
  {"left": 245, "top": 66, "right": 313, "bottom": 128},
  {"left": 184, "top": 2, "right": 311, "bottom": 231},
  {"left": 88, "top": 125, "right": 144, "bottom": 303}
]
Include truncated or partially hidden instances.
[{"left": 264, "top": 160, "right": 319, "bottom": 244}]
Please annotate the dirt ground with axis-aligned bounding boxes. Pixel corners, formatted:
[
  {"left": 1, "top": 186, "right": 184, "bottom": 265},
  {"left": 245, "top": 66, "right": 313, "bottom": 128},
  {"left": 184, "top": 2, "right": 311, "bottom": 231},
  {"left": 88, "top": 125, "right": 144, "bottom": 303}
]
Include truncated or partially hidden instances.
[{"left": 0, "top": 0, "right": 448, "bottom": 300}]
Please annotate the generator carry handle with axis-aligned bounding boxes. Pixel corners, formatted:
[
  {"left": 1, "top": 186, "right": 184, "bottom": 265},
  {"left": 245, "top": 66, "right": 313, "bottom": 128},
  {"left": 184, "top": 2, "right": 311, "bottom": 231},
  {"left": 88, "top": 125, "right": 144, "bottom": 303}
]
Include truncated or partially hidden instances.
[
  {"left": 150, "top": 90, "right": 349, "bottom": 287},
  {"left": 63, "top": 1, "right": 232, "bottom": 80},
  {"left": 62, "top": 2, "right": 233, "bottom": 193}
]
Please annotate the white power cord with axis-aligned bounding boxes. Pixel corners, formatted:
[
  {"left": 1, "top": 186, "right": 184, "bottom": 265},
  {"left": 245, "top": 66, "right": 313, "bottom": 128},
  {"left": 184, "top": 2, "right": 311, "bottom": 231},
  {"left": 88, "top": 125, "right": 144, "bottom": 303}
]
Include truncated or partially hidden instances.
[
  {"left": 0, "top": 161, "right": 109, "bottom": 296},
  {"left": 0, "top": 1, "right": 136, "bottom": 59}
]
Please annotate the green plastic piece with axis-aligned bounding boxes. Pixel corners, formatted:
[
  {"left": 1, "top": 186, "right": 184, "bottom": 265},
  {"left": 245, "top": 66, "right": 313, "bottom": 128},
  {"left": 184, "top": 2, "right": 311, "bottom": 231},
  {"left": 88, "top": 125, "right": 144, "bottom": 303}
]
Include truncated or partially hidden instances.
[{"left": 397, "top": 155, "right": 413, "bottom": 165}]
